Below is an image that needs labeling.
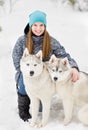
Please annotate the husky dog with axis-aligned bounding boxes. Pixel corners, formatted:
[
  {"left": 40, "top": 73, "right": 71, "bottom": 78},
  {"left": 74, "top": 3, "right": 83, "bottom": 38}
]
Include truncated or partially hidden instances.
[
  {"left": 46, "top": 57, "right": 88, "bottom": 126},
  {"left": 20, "top": 48, "right": 55, "bottom": 127}
]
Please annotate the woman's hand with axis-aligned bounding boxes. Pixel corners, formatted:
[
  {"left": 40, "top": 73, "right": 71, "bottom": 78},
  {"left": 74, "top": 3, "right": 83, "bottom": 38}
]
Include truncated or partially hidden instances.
[{"left": 71, "top": 68, "right": 80, "bottom": 82}]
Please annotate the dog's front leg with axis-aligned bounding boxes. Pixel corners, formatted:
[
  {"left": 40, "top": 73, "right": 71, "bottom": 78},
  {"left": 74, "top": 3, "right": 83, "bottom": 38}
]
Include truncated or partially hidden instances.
[
  {"left": 30, "top": 97, "right": 40, "bottom": 127},
  {"left": 37, "top": 99, "right": 51, "bottom": 127},
  {"left": 62, "top": 97, "right": 74, "bottom": 125}
]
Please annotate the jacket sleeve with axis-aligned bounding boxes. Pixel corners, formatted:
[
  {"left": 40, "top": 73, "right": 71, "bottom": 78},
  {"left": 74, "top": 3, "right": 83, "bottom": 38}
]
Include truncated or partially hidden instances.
[
  {"left": 12, "top": 36, "right": 24, "bottom": 72},
  {"left": 51, "top": 37, "right": 79, "bottom": 71}
]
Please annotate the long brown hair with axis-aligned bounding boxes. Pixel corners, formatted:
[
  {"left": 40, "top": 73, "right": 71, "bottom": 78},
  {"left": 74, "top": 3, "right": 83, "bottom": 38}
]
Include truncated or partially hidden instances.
[{"left": 26, "top": 28, "right": 51, "bottom": 60}]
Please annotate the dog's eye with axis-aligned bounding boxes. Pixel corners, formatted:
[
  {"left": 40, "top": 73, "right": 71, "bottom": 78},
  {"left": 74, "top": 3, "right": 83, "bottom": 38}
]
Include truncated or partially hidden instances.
[
  {"left": 26, "top": 63, "right": 30, "bottom": 66},
  {"left": 34, "top": 64, "right": 37, "bottom": 66},
  {"left": 59, "top": 70, "right": 62, "bottom": 73},
  {"left": 52, "top": 69, "right": 55, "bottom": 72}
]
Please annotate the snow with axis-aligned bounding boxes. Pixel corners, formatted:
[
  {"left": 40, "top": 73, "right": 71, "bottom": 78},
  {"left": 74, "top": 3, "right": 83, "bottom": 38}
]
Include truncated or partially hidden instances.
[{"left": 0, "top": 0, "right": 88, "bottom": 130}]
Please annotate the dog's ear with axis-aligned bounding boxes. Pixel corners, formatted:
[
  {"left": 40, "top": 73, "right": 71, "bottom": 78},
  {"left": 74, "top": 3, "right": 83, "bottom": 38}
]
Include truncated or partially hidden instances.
[
  {"left": 22, "top": 48, "right": 29, "bottom": 58},
  {"left": 49, "top": 54, "right": 57, "bottom": 63},
  {"left": 62, "top": 57, "right": 69, "bottom": 66},
  {"left": 36, "top": 50, "right": 42, "bottom": 61}
]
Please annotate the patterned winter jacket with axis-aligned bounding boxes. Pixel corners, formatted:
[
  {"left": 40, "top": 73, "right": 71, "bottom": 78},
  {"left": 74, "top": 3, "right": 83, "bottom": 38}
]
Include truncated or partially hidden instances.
[{"left": 12, "top": 32, "right": 79, "bottom": 84}]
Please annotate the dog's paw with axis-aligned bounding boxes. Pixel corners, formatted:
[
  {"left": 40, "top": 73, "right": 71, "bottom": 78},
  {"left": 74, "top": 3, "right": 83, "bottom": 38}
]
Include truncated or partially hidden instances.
[
  {"left": 63, "top": 118, "right": 71, "bottom": 126},
  {"left": 29, "top": 122, "right": 36, "bottom": 127},
  {"left": 37, "top": 122, "right": 46, "bottom": 128}
]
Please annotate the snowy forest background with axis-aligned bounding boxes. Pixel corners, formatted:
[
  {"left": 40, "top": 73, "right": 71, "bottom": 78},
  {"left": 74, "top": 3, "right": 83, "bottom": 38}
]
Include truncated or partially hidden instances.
[
  {"left": 0, "top": 0, "right": 88, "bottom": 30},
  {"left": 0, "top": 0, "right": 88, "bottom": 130},
  {"left": 0, "top": 0, "right": 88, "bottom": 15}
]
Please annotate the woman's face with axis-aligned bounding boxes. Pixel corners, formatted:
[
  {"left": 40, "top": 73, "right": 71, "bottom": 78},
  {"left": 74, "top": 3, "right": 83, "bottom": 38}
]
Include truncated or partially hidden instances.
[{"left": 31, "top": 22, "right": 45, "bottom": 36}]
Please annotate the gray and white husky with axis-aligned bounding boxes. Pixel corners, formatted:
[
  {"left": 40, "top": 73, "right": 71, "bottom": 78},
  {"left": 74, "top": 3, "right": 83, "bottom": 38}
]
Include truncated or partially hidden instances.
[
  {"left": 20, "top": 48, "right": 55, "bottom": 127},
  {"left": 46, "top": 57, "right": 88, "bottom": 126}
]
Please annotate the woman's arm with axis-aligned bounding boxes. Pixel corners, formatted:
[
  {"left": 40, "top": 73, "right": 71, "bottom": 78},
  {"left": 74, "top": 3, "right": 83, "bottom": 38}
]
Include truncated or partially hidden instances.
[
  {"left": 12, "top": 36, "right": 25, "bottom": 72},
  {"left": 50, "top": 37, "right": 79, "bottom": 71}
]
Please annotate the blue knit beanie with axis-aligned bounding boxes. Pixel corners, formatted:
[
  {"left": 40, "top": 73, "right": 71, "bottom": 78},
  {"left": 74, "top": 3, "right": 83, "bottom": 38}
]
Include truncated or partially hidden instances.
[{"left": 29, "top": 10, "right": 47, "bottom": 27}]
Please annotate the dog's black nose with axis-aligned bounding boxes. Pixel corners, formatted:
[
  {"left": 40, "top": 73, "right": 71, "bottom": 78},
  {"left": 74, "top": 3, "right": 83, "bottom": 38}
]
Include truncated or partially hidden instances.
[
  {"left": 30, "top": 71, "right": 34, "bottom": 76},
  {"left": 54, "top": 77, "right": 58, "bottom": 81}
]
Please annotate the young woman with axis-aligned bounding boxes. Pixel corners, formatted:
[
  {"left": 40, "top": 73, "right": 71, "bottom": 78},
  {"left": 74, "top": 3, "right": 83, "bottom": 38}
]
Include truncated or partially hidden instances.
[{"left": 12, "top": 10, "right": 79, "bottom": 121}]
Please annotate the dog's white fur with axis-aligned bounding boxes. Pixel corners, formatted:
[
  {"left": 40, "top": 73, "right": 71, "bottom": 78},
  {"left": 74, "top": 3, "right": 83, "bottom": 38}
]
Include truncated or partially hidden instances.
[
  {"left": 20, "top": 48, "right": 55, "bottom": 127},
  {"left": 46, "top": 57, "right": 88, "bottom": 126}
]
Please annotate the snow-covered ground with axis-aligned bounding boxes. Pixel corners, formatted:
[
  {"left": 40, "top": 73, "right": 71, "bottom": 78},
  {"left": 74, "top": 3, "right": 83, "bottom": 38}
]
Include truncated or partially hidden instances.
[{"left": 0, "top": 0, "right": 88, "bottom": 130}]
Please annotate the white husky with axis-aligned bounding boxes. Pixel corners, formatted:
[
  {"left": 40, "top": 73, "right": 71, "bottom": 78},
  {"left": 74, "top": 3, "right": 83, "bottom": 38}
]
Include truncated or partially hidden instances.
[
  {"left": 47, "top": 57, "right": 88, "bottom": 126},
  {"left": 20, "top": 48, "right": 55, "bottom": 127}
]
